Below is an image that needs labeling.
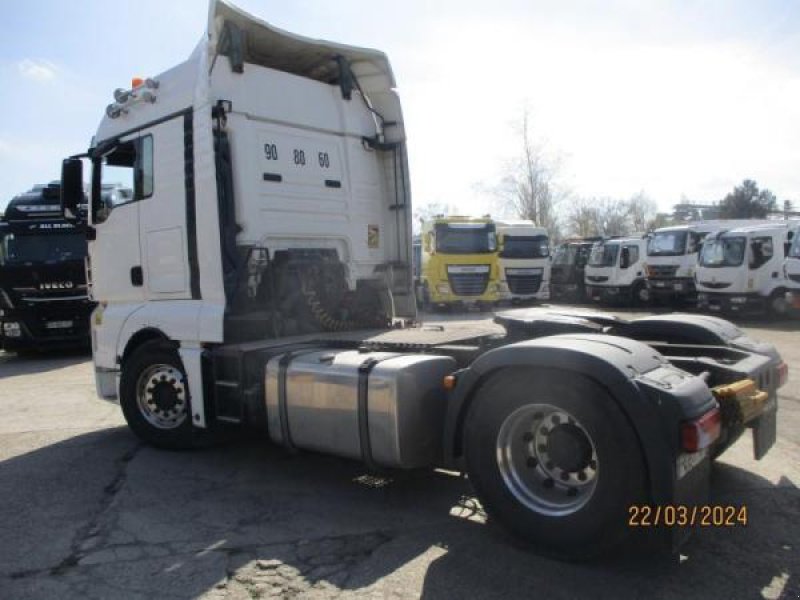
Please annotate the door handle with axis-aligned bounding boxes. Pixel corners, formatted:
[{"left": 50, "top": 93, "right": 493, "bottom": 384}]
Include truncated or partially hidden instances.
[{"left": 131, "top": 266, "right": 143, "bottom": 287}]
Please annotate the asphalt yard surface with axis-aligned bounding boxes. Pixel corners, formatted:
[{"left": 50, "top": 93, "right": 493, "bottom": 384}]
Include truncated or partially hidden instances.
[{"left": 1, "top": 305, "right": 798, "bottom": 599}]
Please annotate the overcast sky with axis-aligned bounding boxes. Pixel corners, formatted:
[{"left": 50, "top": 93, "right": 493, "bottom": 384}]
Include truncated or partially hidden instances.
[{"left": 1, "top": 0, "right": 798, "bottom": 216}]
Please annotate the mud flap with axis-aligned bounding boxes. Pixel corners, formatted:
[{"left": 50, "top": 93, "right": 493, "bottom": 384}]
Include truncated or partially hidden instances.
[{"left": 752, "top": 400, "right": 777, "bottom": 460}]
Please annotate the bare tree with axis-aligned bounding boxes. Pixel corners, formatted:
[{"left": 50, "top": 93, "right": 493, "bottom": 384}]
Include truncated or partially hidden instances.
[
  {"left": 565, "top": 197, "right": 601, "bottom": 238},
  {"left": 412, "top": 201, "right": 458, "bottom": 234},
  {"left": 598, "top": 197, "right": 631, "bottom": 236},
  {"left": 627, "top": 191, "right": 657, "bottom": 232},
  {"left": 497, "top": 108, "right": 565, "bottom": 240}
]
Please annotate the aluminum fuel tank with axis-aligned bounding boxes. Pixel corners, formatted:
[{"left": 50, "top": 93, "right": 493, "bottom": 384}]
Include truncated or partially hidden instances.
[{"left": 265, "top": 349, "right": 457, "bottom": 468}]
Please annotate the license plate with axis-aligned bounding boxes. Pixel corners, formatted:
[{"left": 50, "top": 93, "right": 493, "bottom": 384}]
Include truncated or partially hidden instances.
[
  {"left": 654, "top": 281, "right": 666, "bottom": 287},
  {"left": 45, "top": 320, "right": 73, "bottom": 329},
  {"left": 709, "top": 305, "right": 720, "bottom": 311},
  {"left": 674, "top": 283, "right": 683, "bottom": 291},
  {"left": 676, "top": 448, "right": 708, "bottom": 479}
]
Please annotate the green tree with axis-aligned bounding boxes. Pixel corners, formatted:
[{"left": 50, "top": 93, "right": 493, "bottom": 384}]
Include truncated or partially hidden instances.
[{"left": 718, "top": 179, "right": 777, "bottom": 219}]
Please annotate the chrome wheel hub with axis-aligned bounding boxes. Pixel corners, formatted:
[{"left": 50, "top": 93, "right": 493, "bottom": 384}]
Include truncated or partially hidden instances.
[
  {"left": 496, "top": 403, "right": 598, "bottom": 516},
  {"left": 136, "top": 364, "right": 188, "bottom": 430}
]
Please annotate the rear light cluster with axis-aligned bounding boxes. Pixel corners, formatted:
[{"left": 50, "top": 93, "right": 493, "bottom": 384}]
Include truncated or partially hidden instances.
[
  {"left": 776, "top": 361, "right": 789, "bottom": 389},
  {"left": 681, "top": 407, "right": 721, "bottom": 453}
]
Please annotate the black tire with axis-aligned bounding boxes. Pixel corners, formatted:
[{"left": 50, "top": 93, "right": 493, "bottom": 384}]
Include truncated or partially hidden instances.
[
  {"left": 464, "top": 368, "right": 647, "bottom": 560},
  {"left": 767, "top": 289, "right": 789, "bottom": 319},
  {"left": 119, "top": 340, "right": 196, "bottom": 450}
]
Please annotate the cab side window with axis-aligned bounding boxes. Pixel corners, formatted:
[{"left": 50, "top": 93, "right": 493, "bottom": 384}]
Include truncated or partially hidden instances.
[
  {"left": 625, "top": 244, "right": 640, "bottom": 265},
  {"left": 749, "top": 236, "right": 773, "bottom": 269},
  {"left": 93, "top": 135, "right": 153, "bottom": 224}
]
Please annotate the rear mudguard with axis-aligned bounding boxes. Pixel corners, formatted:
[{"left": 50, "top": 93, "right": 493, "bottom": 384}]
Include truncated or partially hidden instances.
[{"left": 442, "top": 333, "right": 716, "bottom": 505}]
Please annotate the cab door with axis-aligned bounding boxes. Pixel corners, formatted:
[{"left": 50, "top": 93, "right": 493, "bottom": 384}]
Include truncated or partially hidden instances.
[
  {"left": 136, "top": 117, "right": 193, "bottom": 300},
  {"left": 89, "top": 135, "right": 144, "bottom": 304}
]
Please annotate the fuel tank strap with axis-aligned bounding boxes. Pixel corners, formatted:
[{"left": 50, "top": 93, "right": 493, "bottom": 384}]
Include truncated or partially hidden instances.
[
  {"left": 277, "top": 349, "right": 322, "bottom": 452},
  {"left": 357, "top": 356, "right": 394, "bottom": 471}
]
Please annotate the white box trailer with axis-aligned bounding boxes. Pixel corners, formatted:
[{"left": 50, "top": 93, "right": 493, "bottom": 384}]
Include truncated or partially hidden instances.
[
  {"left": 59, "top": 0, "right": 787, "bottom": 559},
  {"left": 495, "top": 220, "right": 550, "bottom": 303},
  {"left": 696, "top": 221, "right": 800, "bottom": 316}
]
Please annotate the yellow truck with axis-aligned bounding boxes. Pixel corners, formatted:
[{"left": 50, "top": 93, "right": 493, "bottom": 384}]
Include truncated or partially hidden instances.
[{"left": 417, "top": 216, "right": 500, "bottom": 310}]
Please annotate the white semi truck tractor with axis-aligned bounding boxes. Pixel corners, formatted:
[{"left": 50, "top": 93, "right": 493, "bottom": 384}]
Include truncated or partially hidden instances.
[
  {"left": 59, "top": 0, "right": 787, "bottom": 559},
  {"left": 495, "top": 219, "right": 550, "bottom": 304}
]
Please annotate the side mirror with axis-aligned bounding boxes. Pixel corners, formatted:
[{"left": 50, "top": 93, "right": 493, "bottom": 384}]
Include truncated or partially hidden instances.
[
  {"left": 61, "top": 158, "right": 84, "bottom": 223},
  {"left": 620, "top": 247, "right": 631, "bottom": 269}
]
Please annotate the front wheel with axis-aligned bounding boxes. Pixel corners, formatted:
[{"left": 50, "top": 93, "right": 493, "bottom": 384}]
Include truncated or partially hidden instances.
[
  {"left": 119, "top": 340, "right": 196, "bottom": 450},
  {"left": 631, "top": 281, "right": 650, "bottom": 307},
  {"left": 768, "top": 290, "right": 789, "bottom": 318},
  {"left": 464, "top": 369, "right": 647, "bottom": 559}
]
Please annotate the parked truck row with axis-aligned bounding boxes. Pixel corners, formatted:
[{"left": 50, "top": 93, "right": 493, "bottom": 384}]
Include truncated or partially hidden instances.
[{"left": 51, "top": 0, "right": 787, "bottom": 559}]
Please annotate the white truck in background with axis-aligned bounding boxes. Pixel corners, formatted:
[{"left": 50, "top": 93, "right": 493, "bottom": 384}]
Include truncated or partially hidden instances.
[
  {"left": 785, "top": 232, "right": 800, "bottom": 312},
  {"left": 57, "top": 0, "right": 787, "bottom": 560},
  {"left": 696, "top": 222, "right": 800, "bottom": 316},
  {"left": 646, "top": 221, "right": 773, "bottom": 304},
  {"left": 495, "top": 220, "right": 550, "bottom": 304},
  {"left": 584, "top": 235, "right": 649, "bottom": 305}
]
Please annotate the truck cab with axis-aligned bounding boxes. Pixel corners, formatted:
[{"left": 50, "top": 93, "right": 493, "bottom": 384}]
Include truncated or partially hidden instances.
[
  {"left": 418, "top": 216, "right": 499, "bottom": 309},
  {"left": 0, "top": 183, "right": 93, "bottom": 352},
  {"left": 584, "top": 236, "right": 649, "bottom": 305},
  {"left": 549, "top": 238, "right": 599, "bottom": 302},
  {"left": 696, "top": 222, "right": 799, "bottom": 315},
  {"left": 495, "top": 220, "right": 549, "bottom": 303}
]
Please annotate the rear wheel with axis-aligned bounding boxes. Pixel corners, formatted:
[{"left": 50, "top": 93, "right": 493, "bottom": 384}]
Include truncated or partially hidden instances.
[
  {"left": 120, "top": 340, "right": 195, "bottom": 449},
  {"left": 464, "top": 369, "right": 647, "bottom": 559},
  {"left": 768, "top": 290, "right": 789, "bottom": 318}
]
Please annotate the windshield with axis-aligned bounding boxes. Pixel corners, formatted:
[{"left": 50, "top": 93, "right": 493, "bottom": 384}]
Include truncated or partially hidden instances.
[
  {"left": 648, "top": 230, "right": 688, "bottom": 256},
  {"left": 699, "top": 236, "right": 746, "bottom": 268},
  {"left": 434, "top": 223, "right": 497, "bottom": 254},
  {"left": 588, "top": 243, "right": 620, "bottom": 267},
  {"left": 0, "top": 232, "right": 87, "bottom": 266},
  {"left": 501, "top": 235, "right": 549, "bottom": 259},
  {"left": 790, "top": 234, "right": 800, "bottom": 259}
]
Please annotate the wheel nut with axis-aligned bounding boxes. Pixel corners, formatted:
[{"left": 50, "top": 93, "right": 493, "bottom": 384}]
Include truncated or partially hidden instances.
[{"left": 577, "top": 471, "right": 587, "bottom": 482}]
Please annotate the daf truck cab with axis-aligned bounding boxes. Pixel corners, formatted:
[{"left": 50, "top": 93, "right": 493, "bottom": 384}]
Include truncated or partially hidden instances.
[
  {"left": 418, "top": 216, "right": 499, "bottom": 309},
  {"left": 785, "top": 232, "right": 800, "bottom": 313},
  {"left": 549, "top": 238, "right": 599, "bottom": 302},
  {"left": 59, "top": 0, "right": 786, "bottom": 559},
  {"left": 0, "top": 183, "right": 93, "bottom": 352},
  {"left": 584, "top": 236, "right": 649, "bottom": 305},
  {"left": 494, "top": 220, "right": 549, "bottom": 304},
  {"left": 696, "top": 222, "right": 799, "bottom": 316}
]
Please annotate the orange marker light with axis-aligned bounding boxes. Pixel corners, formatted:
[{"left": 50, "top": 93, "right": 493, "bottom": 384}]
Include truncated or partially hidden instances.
[
  {"left": 131, "top": 76, "right": 145, "bottom": 88},
  {"left": 443, "top": 375, "right": 457, "bottom": 390}
]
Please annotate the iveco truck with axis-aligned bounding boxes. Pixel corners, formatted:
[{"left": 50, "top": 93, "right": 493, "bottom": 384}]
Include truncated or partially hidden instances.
[
  {"left": 696, "top": 222, "right": 799, "bottom": 316},
  {"left": 495, "top": 220, "right": 550, "bottom": 304},
  {"left": 584, "top": 236, "right": 649, "bottom": 305},
  {"left": 0, "top": 183, "right": 93, "bottom": 352},
  {"left": 418, "top": 216, "right": 499, "bottom": 310},
  {"left": 59, "top": 0, "right": 786, "bottom": 559}
]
